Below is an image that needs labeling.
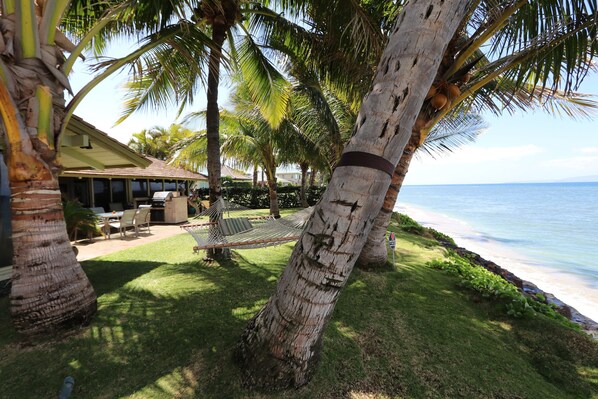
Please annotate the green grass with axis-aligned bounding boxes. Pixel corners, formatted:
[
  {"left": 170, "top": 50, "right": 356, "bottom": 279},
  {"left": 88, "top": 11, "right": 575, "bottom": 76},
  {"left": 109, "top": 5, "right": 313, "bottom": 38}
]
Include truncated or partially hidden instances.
[{"left": 0, "top": 216, "right": 597, "bottom": 398}]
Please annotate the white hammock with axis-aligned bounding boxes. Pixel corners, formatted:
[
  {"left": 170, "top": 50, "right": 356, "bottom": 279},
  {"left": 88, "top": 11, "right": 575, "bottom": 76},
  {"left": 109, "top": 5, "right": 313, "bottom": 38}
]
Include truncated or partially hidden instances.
[{"left": 181, "top": 198, "right": 313, "bottom": 252}]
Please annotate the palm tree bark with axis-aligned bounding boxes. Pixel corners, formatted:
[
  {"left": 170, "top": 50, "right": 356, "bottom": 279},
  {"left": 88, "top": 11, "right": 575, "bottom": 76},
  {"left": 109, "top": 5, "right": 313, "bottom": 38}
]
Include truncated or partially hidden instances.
[
  {"left": 205, "top": 23, "right": 227, "bottom": 259},
  {"left": 356, "top": 122, "right": 423, "bottom": 268},
  {"left": 206, "top": 24, "right": 227, "bottom": 206},
  {"left": 265, "top": 168, "right": 281, "bottom": 218},
  {"left": 236, "top": 0, "right": 470, "bottom": 389},
  {"left": 309, "top": 169, "right": 316, "bottom": 186},
  {"left": 9, "top": 177, "right": 97, "bottom": 334},
  {"left": 0, "top": 6, "right": 97, "bottom": 334},
  {"left": 299, "top": 162, "right": 309, "bottom": 208}
]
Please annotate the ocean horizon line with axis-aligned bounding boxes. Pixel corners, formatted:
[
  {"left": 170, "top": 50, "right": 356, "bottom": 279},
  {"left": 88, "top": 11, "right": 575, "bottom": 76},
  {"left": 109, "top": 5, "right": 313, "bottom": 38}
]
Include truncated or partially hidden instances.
[{"left": 404, "top": 180, "right": 598, "bottom": 187}]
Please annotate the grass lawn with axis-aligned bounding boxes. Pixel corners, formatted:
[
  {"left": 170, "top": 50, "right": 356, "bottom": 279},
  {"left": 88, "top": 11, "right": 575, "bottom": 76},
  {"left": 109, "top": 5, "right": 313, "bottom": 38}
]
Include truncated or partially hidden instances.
[{"left": 0, "top": 216, "right": 597, "bottom": 398}]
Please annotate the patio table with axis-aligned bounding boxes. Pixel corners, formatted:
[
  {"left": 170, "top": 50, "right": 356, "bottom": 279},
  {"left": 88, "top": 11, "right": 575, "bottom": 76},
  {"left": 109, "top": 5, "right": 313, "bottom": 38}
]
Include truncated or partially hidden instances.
[{"left": 97, "top": 211, "right": 124, "bottom": 239}]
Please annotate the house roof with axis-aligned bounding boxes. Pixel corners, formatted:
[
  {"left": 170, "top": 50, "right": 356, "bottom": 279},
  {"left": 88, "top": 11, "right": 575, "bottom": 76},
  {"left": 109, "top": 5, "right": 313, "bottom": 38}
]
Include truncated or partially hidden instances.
[
  {"left": 59, "top": 115, "right": 151, "bottom": 171},
  {"left": 61, "top": 156, "right": 207, "bottom": 181}
]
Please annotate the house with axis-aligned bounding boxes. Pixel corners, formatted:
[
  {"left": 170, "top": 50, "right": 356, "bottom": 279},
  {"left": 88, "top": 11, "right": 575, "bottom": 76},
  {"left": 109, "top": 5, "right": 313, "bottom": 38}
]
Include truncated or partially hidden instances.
[
  {"left": 60, "top": 156, "right": 207, "bottom": 210},
  {"left": 0, "top": 116, "right": 206, "bottom": 285}
]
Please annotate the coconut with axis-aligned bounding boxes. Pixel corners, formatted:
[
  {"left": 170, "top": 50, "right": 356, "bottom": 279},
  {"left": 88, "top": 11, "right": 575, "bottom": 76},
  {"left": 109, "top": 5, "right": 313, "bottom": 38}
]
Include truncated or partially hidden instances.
[
  {"left": 431, "top": 93, "right": 448, "bottom": 110},
  {"left": 461, "top": 73, "right": 472, "bottom": 83},
  {"left": 426, "top": 85, "right": 437, "bottom": 99},
  {"left": 447, "top": 83, "right": 461, "bottom": 99}
]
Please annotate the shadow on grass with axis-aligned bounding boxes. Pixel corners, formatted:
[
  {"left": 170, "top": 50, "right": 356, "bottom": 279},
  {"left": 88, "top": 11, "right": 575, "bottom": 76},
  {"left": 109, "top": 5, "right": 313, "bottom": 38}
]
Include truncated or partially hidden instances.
[
  {"left": 0, "top": 240, "right": 596, "bottom": 398},
  {"left": 316, "top": 266, "right": 598, "bottom": 399},
  {"left": 0, "top": 251, "right": 284, "bottom": 399}
]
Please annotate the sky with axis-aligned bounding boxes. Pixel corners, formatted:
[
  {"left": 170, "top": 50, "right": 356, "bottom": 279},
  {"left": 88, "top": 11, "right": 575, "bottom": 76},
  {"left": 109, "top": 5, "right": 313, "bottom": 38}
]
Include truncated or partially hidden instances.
[{"left": 68, "top": 43, "right": 598, "bottom": 186}]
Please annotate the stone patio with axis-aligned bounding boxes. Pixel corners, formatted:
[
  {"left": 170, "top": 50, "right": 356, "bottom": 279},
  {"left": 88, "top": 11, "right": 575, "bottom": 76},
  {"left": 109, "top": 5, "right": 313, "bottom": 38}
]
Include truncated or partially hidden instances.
[{"left": 73, "top": 224, "right": 187, "bottom": 261}]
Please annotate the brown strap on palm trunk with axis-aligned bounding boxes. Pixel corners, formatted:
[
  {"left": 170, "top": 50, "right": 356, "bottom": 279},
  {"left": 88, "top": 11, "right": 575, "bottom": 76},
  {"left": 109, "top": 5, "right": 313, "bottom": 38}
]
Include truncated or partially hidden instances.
[{"left": 336, "top": 151, "right": 395, "bottom": 177}]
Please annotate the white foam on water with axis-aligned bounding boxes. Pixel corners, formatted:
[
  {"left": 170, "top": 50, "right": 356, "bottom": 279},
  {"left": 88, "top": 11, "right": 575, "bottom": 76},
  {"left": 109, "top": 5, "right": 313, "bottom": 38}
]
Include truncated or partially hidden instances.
[{"left": 396, "top": 203, "right": 598, "bottom": 322}]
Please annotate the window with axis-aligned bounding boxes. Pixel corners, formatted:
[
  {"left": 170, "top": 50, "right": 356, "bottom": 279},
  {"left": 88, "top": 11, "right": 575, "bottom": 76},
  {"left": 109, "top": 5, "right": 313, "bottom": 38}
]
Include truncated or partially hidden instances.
[
  {"left": 93, "top": 179, "right": 110, "bottom": 210},
  {"left": 164, "top": 180, "right": 177, "bottom": 191},
  {"left": 132, "top": 179, "right": 148, "bottom": 198},
  {"left": 111, "top": 179, "right": 126, "bottom": 205},
  {"left": 150, "top": 181, "right": 163, "bottom": 195}
]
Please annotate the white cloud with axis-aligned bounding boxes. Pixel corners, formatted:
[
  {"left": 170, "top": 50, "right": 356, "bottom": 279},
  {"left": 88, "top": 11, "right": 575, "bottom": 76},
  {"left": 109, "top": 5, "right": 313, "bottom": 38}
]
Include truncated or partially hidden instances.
[
  {"left": 416, "top": 144, "right": 543, "bottom": 165},
  {"left": 578, "top": 147, "right": 598, "bottom": 155}
]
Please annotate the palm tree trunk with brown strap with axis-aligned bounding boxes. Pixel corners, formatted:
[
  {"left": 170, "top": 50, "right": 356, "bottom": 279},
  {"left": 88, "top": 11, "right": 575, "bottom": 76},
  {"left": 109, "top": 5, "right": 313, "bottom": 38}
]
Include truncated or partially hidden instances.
[
  {"left": 356, "top": 121, "right": 424, "bottom": 268},
  {"left": 236, "top": 0, "right": 470, "bottom": 389}
]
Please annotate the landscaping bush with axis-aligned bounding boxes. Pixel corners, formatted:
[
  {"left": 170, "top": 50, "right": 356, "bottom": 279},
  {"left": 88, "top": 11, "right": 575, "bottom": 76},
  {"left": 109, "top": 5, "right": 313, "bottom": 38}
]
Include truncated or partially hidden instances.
[
  {"left": 428, "top": 252, "right": 578, "bottom": 328},
  {"left": 195, "top": 185, "right": 325, "bottom": 208},
  {"left": 63, "top": 200, "right": 99, "bottom": 241}
]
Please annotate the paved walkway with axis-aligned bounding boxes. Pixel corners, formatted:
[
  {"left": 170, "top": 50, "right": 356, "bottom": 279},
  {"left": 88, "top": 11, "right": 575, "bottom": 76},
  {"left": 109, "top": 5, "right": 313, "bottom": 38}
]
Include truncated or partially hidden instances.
[{"left": 73, "top": 224, "right": 187, "bottom": 261}]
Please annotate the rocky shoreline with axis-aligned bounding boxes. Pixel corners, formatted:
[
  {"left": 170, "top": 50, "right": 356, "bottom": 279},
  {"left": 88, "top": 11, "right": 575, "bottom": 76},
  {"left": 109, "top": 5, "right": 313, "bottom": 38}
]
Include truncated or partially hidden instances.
[{"left": 437, "top": 239, "right": 598, "bottom": 339}]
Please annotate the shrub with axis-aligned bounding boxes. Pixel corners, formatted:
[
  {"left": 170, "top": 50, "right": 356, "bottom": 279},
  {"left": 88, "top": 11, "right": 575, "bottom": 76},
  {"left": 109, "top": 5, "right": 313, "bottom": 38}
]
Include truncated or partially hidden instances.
[
  {"left": 428, "top": 253, "right": 578, "bottom": 328},
  {"left": 195, "top": 185, "right": 325, "bottom": 208},
  {"left": 63, "top": 200, "right": 99, "bottom": 241}
]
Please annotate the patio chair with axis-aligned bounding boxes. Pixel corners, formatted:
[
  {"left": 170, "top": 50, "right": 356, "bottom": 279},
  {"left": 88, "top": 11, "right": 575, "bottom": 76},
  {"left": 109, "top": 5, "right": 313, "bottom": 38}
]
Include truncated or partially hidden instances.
[
  {"left": 134, "top": 207, "right": 151, "bottom": 234},
  {"left": 109, "top": 209, "right": 137, "bottom": 238}
]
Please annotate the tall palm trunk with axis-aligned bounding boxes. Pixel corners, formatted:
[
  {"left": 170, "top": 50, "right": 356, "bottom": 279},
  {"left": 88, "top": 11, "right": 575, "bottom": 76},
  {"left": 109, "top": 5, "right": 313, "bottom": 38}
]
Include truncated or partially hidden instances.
[
  {"left": 9, "top": 176, "right": 97, "bottom": 334},
  {"left": 206, "top": 24, "right": 226, "bottom": 206},
  {"left": 265, "top": 168, "right": 280, "bottom": 218},
  {"left": 0, "top": 5, "right": 97, "bottom": 334},
  {"left": 299, "top": 162, "right": 309, "bottom": 208},
  {"left": 206, "top": 23, "right": 227, "bottom": 259},
  {"left": 309, "top": 168, "right": 316, "bottom": 186},
  {"left": 357, "top": 120, "right": 425, "bottom": 268},
  {"left": 236, "top": 0, "right": 470, "bottom": 389},
  {"left": 252, "top": 165, "right": 258, "bottom": 187}
]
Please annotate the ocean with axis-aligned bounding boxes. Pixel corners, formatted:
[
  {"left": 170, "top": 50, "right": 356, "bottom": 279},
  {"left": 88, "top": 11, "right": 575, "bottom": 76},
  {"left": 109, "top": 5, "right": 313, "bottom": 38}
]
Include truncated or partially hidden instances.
[{"left": 395, "top": 182, "right": 598, "bottom": 322}]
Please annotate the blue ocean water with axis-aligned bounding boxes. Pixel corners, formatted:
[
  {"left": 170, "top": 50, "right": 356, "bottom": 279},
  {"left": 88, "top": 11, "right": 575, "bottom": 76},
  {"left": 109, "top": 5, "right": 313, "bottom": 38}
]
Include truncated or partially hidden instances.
[{"left": 396, "top": 182, "right": 598, "bottom": 315}]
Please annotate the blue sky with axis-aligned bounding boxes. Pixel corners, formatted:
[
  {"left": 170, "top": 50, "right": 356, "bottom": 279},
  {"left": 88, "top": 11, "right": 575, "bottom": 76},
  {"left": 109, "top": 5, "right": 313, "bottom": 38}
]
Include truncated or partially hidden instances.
[{"left": 69, "top": 46, "right": 598, "bottom": 186}]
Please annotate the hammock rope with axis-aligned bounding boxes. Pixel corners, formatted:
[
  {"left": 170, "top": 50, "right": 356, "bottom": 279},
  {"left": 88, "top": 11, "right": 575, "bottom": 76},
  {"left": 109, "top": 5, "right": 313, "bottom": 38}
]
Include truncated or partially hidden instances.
[{"left": 181, "top": 198, "right": 313, "bottom": 252}]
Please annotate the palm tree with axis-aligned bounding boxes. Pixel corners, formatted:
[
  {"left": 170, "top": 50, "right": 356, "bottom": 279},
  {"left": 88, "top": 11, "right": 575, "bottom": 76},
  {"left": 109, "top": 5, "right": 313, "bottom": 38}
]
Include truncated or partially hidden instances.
[
  {"left": 86, "top": 0, "right": 295, "bottom": 209},
  {"left": 0, "top": 0, "right": 204, "bottom": 335},
  {"left": 174, "top": 81, "right": 327, "bottom": 217},
  {"left": 128, "top": 124, "right": 193, "bottom": 160},
  {"left": 237, "top": 0, "right": 598, "bottom": 388},
  {"left": 356, "top": 0, "right": 598, "bottom": 268},
  {"left": 0, "top": 0, "right": 103, "bottom": 335},
  {"left": 236, "top": 0, "right": 472, "bottom": 388}
]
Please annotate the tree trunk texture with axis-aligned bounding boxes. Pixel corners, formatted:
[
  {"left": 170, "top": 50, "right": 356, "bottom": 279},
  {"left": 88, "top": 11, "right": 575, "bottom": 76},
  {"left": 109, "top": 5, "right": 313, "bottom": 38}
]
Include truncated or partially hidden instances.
[
  {"left": 252, "top": 165, "right": 258, "bottom": 187},
  {"left": 266, "top": 171, "right": 280, "bottom": 218},
  {"left": 356, "top": 16, "right": 462, "bottom": 270},
  {"left": 9, "top": 178, "right": 97, "bottom": 335},
  {"left": 0, "top": 13, "right": 97, "bottom": 335},
  {"left": 309, "top": 168, "right": 316, "bottom": 186},
  {"left": 236, "top": 0, "right": 470, "bottom": 389},
  {"left": 299, "top": 162, "right": 309, "bottom": 208},
  {"left": 356, "top": 128, "right": 421, "bottom": 269},
  {"left": 206, "top": 24, "right": 226, "bottom": 206},
  {"left": 206, "top": 24, "right": 227, "bottom": 259}
]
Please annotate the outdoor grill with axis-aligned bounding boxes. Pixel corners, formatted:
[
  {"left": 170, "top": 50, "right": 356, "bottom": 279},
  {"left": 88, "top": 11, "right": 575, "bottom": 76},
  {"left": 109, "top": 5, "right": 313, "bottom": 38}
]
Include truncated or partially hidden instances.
[
  {"left": 151, "top": 191, "right": 173, "bottom": 208},
  {"left": 150, "top": 191, "right": 188, "bottom": 223}
]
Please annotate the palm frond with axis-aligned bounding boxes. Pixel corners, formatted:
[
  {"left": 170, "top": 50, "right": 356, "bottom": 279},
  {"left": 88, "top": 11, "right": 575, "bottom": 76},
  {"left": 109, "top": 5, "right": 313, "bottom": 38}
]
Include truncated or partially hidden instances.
[
  {"left": 419, "top": 112, "right": 488, "bottom": 158},
  {"left": 235, "top": 32, "right": 291, "bottom": 128}
]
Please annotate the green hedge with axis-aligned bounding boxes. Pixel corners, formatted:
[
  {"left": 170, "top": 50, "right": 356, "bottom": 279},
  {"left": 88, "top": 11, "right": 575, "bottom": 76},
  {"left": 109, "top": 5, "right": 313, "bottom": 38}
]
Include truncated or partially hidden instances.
[{"left": 195, "top": 186, "right": 325, "bottom": 208}]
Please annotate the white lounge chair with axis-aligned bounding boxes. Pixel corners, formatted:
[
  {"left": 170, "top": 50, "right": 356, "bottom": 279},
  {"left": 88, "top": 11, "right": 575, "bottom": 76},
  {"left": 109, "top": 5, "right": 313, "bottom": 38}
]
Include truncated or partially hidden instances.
[
  {"left": 134, "top": 207, "right": 151, "bottom": 234},
  {"left": 109, "top": 209, "right": 137, "bottom": 238}
]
